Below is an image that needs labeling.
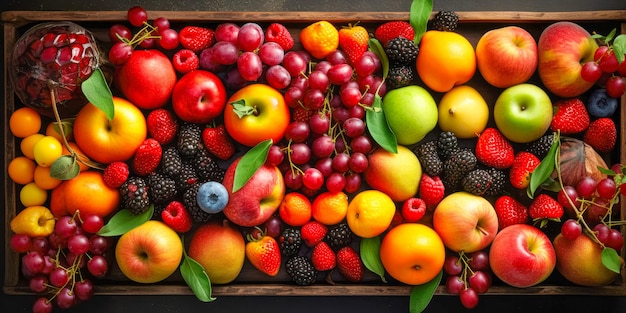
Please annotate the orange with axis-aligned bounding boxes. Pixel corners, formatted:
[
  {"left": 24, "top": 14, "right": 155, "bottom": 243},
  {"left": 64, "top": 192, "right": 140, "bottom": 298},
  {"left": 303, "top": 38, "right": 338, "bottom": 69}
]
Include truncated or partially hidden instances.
[
  {"left": 20, "top": 133, "right": 45, "bottom": 160},
  {"left": 33, "top": 165, "right": 62, "bottom": 190},
  {"left": 311, "top": 191, "right": 348, "bottom": 225},
  {"left": 279, "top": 192, "right": 312, "bottom": 226},
  {"left": 61, "top": 142, "right": 91, "bottom": 172},
  {"left": 346, "top": 190, "right": 395, "bottom": 238},
  {"left": 416, "top": 30, "right": 476, "bottom": 93},
  {"left": 60, "top": 171, "right": 120, "bottom": 218},
  {"left": 300, "top": 21, "right": 339, "bottom": 59},
  {"left": 8, "top": 156, "right": 36, "bottom": 185},
  {"left": 9, "top": 107, "right": 41, "bottom": 138},
  {"left": 380, "top": 223, "right": 445, "bottom": 285}
]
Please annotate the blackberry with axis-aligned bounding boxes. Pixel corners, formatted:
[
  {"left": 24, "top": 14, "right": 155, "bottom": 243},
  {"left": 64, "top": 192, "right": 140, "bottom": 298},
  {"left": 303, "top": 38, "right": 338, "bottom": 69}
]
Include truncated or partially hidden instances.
[
  {"left": 279, "top": 227, "right": 302, "bottom": 257},
  {"left": 120, "top": 177, "right": 150, "bottom": 215},
  {"left": 324, "top": 222, "right": 353, "bottom": 251},
  {"left": 443, "top": 148, "right": 477, "bottom": 190},
  {"left": 462, "top": 169, "right": 493, "bottom": 196},
  {"left": 191, "top": 148, "right": 224, "bottom": 182},
  {"left": 387, "top": 65, "right": 415, "bottom": 89},
  {"left": 431, "top": 10, "right": 459, "bottom": 31},
  {"left": 523, "top": 133, "right": 554, "bottom": 159},
  {"left": 414, "top": 140, "right": 443, "bottom": 177},
  {"left": 153, "top": 203, "right": 167, "bottom": 220},
  {"left": 285, "top": 255, "right": 317, "bottom": 286},
  {"left": 183, "top": 182, "right": 212, "bottom": 223},
  {"left": 485, "top": 168, "right": 507, "bottom": 197},
  {"left": 161, "top": 146, "right": 183, "bottom": 178},
  {"left": 385, "top": 37, "right": 419, "bottom": 65},
  {"left": 147, "top": 172, "right": 177, "bottom": 204},
  {"left": 437, "top": 131, "right": 459, "bottom": 160},
  {"left": 177, "top": 122, "right": 203, "bottom": 157},
  {"left": 175, "top": 162, "right": 200, "bottom": 194}
]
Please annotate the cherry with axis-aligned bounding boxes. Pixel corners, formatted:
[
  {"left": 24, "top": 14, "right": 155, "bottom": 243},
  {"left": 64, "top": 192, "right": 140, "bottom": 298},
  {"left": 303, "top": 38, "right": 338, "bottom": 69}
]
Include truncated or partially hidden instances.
[
  {"left": 127, "top": 6, "right": 148, "bottom": 27},
  {"left": 561, "top": 219, "right": 582, "bottom": 240}
]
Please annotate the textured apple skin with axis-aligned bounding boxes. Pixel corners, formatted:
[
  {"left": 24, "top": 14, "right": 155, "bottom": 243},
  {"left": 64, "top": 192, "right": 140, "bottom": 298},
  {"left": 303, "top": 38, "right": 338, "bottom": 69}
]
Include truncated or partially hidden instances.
[{"left": 554, "top": 233, "right": 619, "bottom": 286}]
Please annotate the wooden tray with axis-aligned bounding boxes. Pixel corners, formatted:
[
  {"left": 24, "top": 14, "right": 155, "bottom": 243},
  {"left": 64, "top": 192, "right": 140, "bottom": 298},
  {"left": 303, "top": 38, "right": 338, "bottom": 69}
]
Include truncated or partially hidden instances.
[{"left": 3, "top": 10, "right": 626, "bottom": 297}]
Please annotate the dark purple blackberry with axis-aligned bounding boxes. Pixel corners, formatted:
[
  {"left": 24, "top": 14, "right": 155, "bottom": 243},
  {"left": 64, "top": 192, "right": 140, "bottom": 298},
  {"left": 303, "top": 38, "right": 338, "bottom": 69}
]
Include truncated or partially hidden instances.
[
  {"left": 177, "top": 122, "right": 203, "bottom": 157},
  {"left": 431, "top": 10, "right": 459, "bottom": 31},
  {"left": 437, "top": 131, "right": 459, "bottom": 160},
  {"left": 285, "top": 255, "right": 317, "bottom": 286},
  {"left": 279, "top": 227, "right": 302, "bottom": 257},
  {"left": 462, "top": 169, "right": 493, "bottom": 196},
  {"left": 324, "top": 222, "right": 353, "bottom": 251},
  {"left": 175, "top": 162, "right": 200, "bottom": 194},
  {"left": 190, "top": 148, "right": 224, "bottom": 182},
  {"left": 414, "top": 140, "right": 443, "bottom": 177},
  {"left": 161, "top": 146, "right": 183, "bottom": 178},
  {"left": 443, "top": 148, "right": 477, "bottom": 190},
  {"left": 120, "top": 176, "right": 150, "bottom": 215},
  {"left": 183, "top": 182, "right": 212, "bottom": 223},
  {"left": 485, "top": 167, "right": 507, "bottom": 197},
  {"left": 523, "top": 133, "right": 554, "bottom": 159},
  {"left": 387, "top": 65, "right": 415, "bottom": 89},
  {"left": 147, "top": 172, "right": 177, "bottom": 204},
  {"left": 385, "top": 37, "right": 419, "bottom": 66}
]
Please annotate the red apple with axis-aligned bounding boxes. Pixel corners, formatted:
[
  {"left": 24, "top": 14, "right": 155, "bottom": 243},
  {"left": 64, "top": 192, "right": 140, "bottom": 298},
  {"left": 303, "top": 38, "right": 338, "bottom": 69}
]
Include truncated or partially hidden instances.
[
  {"left": 476, "top": 26, "right": 537, "bottom": 88},
  {"left": 553, "top": 233, "right": 620, "bottom": 286},
  {"left": 537, "top": 21, "right": 599, "bottom": 97},
  {"left": 115, "top": 49, "right": 177, "bottom": 109},
  {"left": 73, "top": 96, "right": 147, "bottom": 164},
  {"left": 222, "top": 157, "right": 286, "bottom": 227},
  {"left": 489, "top": 224, "right": 556, "bottom": 288},
  {"left": 433, "top": 191, "right": 498, "bottom": 253},
  {"left": 171, "top": 70, "right": 227, "bottom": 124},
  {"left": 114, "top": 220, "right": 183, "bottom": 284}
]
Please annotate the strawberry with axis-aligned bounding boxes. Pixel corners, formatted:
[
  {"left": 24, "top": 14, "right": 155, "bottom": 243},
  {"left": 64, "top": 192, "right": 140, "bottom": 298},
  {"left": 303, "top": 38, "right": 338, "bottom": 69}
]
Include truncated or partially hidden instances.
[
  {"left": 418, "top": 174, "right": 445, "bottom": 208},
  {"left": 147, "top": 108, "right": 178, "bottom": 145},
  {"left": 338, "top": 23, "right": 369, "bottom": 66},
  {"left": 292, "top": 106, "right": 314, "bottom": 123},
  {"left": 584, "top": 117, "right": 617, "bottom": 153},
  {"left": 475, "top": 127, "right": 514, "bottom": 169},
  {"left": 550, "top": 98, "right": 590, "bottom": 134},
  {"left": 103, "top": 161, "right": 129, "bottom": 188},
  {"left": 336, "top": 246, "right": 363, "bottom": 282},
  {"left": 265, "top": 23, "right": 294, "bottom": 51},
  {"left": 374, "top": 21, "right": 414, "bottom": 47},
  {"left": 494, "top": 195, "right": 529, "bottom": 229},
  {"left": 201, "top": 124, "right": 235, "bottom": 160},
  {"left": 301, "top": 221, "right": 328, "bottom": 247},
  {"left": 311, "top": 241, "right": 336, "bottom": 271},
  {"left": 131, "top": 138, "right": 162, "bottom": 176},
  {"left": 529, "top": 194, "right": 564, "bottom": 228},
  {"left": 509, "top": 151, "right": 540, "bottom": 189},
  {"left": 161, "top": 200, "right": 192, "bottom": 233},
  {"left": 172, "top": 49, "right": 199, "bottom": 74},
  {"left": 245, "top": 230, "right": 281, "bottom": 276},
  {"left": 178, "top": 26, "right": 215, "bottom": 52}
]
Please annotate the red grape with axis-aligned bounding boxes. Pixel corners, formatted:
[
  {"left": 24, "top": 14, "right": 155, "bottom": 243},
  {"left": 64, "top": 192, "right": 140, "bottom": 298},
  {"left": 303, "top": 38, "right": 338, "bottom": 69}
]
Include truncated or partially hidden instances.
[
  {"left": 74, "top": 279, "right": 94, "bottom": 301},
  {"left": 237, "top": 51, "right": 263, "bottom": 81},
  {"left": 22, "top": 251, "right": 45, "bottom": 274},
  {"left": 81, "top": 213, "right": 104, "bottom": 234},
  {"left": 445, "top": 275, "right": 465, "bottom": 294},
  {"left": 56, "top": 287, "right": 76, "bottom": 309},
  {"left": 348, "top": 152, "right": 369, "bottom": 173},
  {"left": 29, "top": 275, "right": 48, "bottom": 293},
  {"left": 67, "top": 234, "right": 90, "bottom": 255},
  {"left": 326, "top": 49, "right": 348, "bottom": 65},
  {"left": 10, "top": 233, "right": 32, "bottom": 253},
  {"left": 314, "top": 60, "right": 333, "bottom": 74},
  {"left": 285, "top": 121, "right": 310, "bottom": 143},
  {"left": 460, "top": 287, "right": 479, "bottom": 309},
  {"left": 153, "top": 17, "right": 170, "bottom": 32},
  {"left": 596, "top": 177, "right": 617, "bottom": 199},
  {"left": 266, "top": 145, "right": 285, "bottom": 166},
  {"left": 557, "top": 185, "right": 580, "bottom": 212},
  {"left": 289, "top": 143, "right": 311, "bottom": 165},
  {"left": 468, "top": 271, "right": 491, "bottom": 294},
  {"left": 109, "top": 24, "right": 132, "bottom": 43},
  {"left": 309, "top": 70, "right": 330, "bottom": 91},
  {"left": 468, "top": 251, "right": 489, "bottom": 271},
  {"left": 599, "top": 51, "right": 619, "bottom": 73},
  {"left": 594, "top": 223, "right": 611, "bottom": 244},
  {"left": 87, "top": 255, "right": 109, "bottom": 278},
  {"left": 312, "top": 135, "right": 335, "bottom": 159},
  {"left": 215, "top": 23, "right": 240, "bottom": 43},
  {"left": 283, "top": 51, "right": 308, "bottom": 77},
  {"left": 340, "top": 87, "right": 362, "bottom": 107},
  {"left": 561, "top": 219, "right": 582, "bottom": 240},
  {"left": 354, "top": 53, "right": 378, "bottom": 77},
  {"left": 49, "top": 267, "right": 70, "bottom": 287},
  {"left": 158, "top": 28, "right": 179, "bottom": 50},
  {"left": 351, "top": 135, "right": 373, "bottom": 154},
  {"left": 606, "top": 228, "right": 624, "bottom": 251},
  {"left": 284, "top": 169, "right": 303, "bottom": 190},
  {"left": 606, "top": 76, "right": 626, "bottom": 98},
  {"left": 344, "top": 172, "right": 362, "bottom": 194},
  {"left": 259, "top": 42, "right": 285, "bottom": 66},
  {"left": 580, "top": 61, "right": 603, "bottom": 82},
  {"left": 327, "top": 63, "right": 353, "bottom": 85},
  {"left": 303, "top": 89, "right": 325, "bottom": 110},
  {"left": 332, "top": 153, "right": 350, "bottom": 173},
  {"left": 343, "top": 117, "right": 365, "bottom": 138},
  {"left": 576, "top": 176, "right": 597, "bottom": 199},
  {"left": 127, "top": 6, "right": 148, "bottom": 27},
  {"left": 315, "top": 157, "right": 334, "bottom": 177},
  {"left": 284, "top": 86, "right": 304, "bottom": 107},
  {"left": 237, "top": 22, "right": 264, "bottom": 52},
  {"left": 32, "top": 297, "right": 53, "bottom": 313},
  {"left": 266, "top": 65, "right": 291, "bottom": 90},
  {"left": 325, "top": 172, "right": 347, "bottom": 193},
  {"left": 309, "top": 112, "right": 331, "bottom": 135},
  {"left": 88, "top": 235, "right": 110, "bottom": 255},
  {"left": 443, "top": 255, "right": 463, "bottom": 276},
  {"left": 302, "top": 167, "right": 324, "bottom": 190},
  {"left": 594, "top": 46, "right": 609, "bottom": 61}
]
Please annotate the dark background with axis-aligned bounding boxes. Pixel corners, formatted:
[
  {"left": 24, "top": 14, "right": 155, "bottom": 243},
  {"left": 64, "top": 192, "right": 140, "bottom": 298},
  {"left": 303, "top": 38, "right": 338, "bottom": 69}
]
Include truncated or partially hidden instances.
[{"left": 2, "top": 0, "right": 626, "bottom": 312}]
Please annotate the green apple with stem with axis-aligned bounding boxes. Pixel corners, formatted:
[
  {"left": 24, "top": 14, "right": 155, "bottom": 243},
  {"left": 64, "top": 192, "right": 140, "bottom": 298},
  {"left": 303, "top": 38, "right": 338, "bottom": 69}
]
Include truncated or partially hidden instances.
[{"left": 493, "top": 83, "right": 553, "bottom": 143}]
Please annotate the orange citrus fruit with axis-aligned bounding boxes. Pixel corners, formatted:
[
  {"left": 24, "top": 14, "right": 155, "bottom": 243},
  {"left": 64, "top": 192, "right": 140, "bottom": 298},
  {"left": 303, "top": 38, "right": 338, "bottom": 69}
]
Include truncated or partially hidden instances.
[
  {"left": 10, "top": 107, "right": 41, "bottom": 138},
  {"left": 380, "top": 223, "right": 445, "bottom": 285},
  {"left": 416, "top": 30, "right": 476, "bottom": 93},
  {"left": 346, "top": 190, "right": 395, "bottom": 238},
  {"left": 34, "top": 165, "right": 62, "bottom": 190},
  {"left": 20, "top": 133, "right": 45, "bottom": 160},
  {"left": 279, "top": 192, "right": 312, "bottom": 226},
  {"left": 8, "top": 156, "right": 36, "bottom": 185},
  {"left": 60, "top": 171, "right": 120, "bottom": 218},
  {"left": 311, "top": 191, "right": 349, "bottom": 225},
  {"left": 300, "top": 21, "right": 339, "bottom": 59}
]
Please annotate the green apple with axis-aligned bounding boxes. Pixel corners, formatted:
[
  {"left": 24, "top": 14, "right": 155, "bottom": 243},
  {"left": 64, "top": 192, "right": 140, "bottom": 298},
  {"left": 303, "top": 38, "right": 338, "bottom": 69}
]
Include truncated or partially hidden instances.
[
  {"left": 493, "top": 83, "right": 553, "bottom": 143},
  {"left": 382, "top": 85, "right": 438, "bottom": 145}
]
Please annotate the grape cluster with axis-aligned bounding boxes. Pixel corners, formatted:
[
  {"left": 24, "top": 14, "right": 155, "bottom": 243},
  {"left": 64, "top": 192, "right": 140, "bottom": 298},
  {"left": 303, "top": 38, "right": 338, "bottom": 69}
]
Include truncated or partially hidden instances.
[
  {"left": 443, "top": 250, "right": 492, "bottom": 309},
  {"left": 11, "top": 212, "right": 111, "bottom": 313},
  {"left": 581, "top": 44, "right": 626, "bottom": 98}
]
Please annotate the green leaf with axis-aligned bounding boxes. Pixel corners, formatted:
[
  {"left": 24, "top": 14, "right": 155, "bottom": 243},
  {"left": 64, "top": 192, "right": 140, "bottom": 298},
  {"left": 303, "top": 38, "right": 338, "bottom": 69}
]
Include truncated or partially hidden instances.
[
  {"left": 233, "top": 139, "right": 272, "bottom": 192},
  {"left": 360, "top": 236, "right": 387, "bottom": 283},
  {"left": 365, "top": 95, "right": 397, "bottom": 154},
  {"left": 613, "top": 34, "right": 626, "bottom": 63},
  {"left": 49, "top": 155, "right": 80, "bottom": 180},
  {"left": 410, "top": 0, "right": 433, "bottom": 45},
  {"left": 409, "top": 270, "right": 442, "bottom": 313},
  {"left": 230, "top": 99, "right": 256, "bottom": 118},
  {"left": 181, "top": 247, "right": 216, "bottom": 302},
  {"left": 598, "top": 166, "right": 617, "bottom": 176},
  {"left": 97, "top": 206, "right": 154, "bottom": 237},
  {"left": 601, "top": 247, "right": 622, "bottom": 274},
  {"left": 368, "top": 38, "right": 389, "bottom": 80},
  {"left": 81, "top": 68, "right": 114, "bottom": 120},
  {"left": 527, "top": 133, "right": 559, "bottom": 198},
  {"left": 604, "top": 28, "right": 617, "bottom": 44}
]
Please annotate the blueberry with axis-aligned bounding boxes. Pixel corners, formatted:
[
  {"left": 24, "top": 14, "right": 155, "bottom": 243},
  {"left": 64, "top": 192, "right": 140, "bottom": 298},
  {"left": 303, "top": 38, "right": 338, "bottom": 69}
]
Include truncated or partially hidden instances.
[
  {"left": 587, "top": 88, "right": 618, "bottom": 118},
  {"left": 196, "top": 181, "right": 229, "bottom": 214}
]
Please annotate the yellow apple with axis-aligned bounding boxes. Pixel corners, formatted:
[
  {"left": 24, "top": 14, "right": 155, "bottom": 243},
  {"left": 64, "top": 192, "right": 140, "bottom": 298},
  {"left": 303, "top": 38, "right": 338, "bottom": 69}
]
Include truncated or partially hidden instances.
[
  {"left": 437, "top": 85, "right": 489, "bottom": 139},
  {"left": 363, "top": 145, "right": 422, "bottom": 202},
  {"left": 553, "top": 233, "right": 620, "bottom": 286}
]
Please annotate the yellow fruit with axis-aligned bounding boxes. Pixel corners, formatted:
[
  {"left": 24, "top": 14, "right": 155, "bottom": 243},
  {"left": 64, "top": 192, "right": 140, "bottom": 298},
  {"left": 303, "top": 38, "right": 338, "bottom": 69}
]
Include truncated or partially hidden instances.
[
  {"left": 20, "top": 133, "right": 45, "bottom": 160},
  {"left": 33, "top": 136, "right": 63, "bottom": 167},
  {"left": 438, "top": 85, "right": 490, "bottom": 138},
  {"left": 311, "top": 191, "right": 349, "bottom": 225},
  {"left": 20, "top": 182, "right": 48, "bottom": 207},
  {"left": 10, "top": 205, "right": 55, "bottom": 237},
  {"left": 300, "top": 21, "right": 339, "bottom": 59},
  {"left": 346, "top": 190, "right": 396, "bottom": 238}
]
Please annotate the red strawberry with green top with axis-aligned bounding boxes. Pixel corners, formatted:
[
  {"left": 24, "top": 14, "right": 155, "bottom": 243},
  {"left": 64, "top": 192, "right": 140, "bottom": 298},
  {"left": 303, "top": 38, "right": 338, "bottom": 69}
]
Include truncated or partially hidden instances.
[
  {"left": 161, "top": 201, "right": 192, "bottom": 233},
  {"left": 529, "top": 194, "right": 564, "bottom": 228},
  {"left": 131, "top": 138, "right": 162, "bottom": 176},
  {"left": 311, "top": 241, "right": 336, "bottom": 271},
  {"left": 301, "top": 220, "right": 328, "bottom": 247},
  {"left": 245, "top": 229, "right": 281, "bottom": 276},
  {"left": 172, "top": 49, "right": 199, "bottom": 74},
  {"left": 509, "top": 151, "right": 540, "bottom": 189},
  {"left": 201, "top": 124, "right": 235, "bottom": 160},
  {"left": 147, "top": 108, "right": 178, "bottom": 145},
  {"left": 179, "top": 26, "right": 215, "bottom": 52},
  {"left": 265, "top": 23, "right": 294, "bottom": 51},
  {"left": 550, "top": 98, "right": 590, "bottom": 134},
  {"left": 418, "top": 174, "right": 445, "bottom": 208},
  {"left": 475, "top": 127, "right": 514, "bottom": 169},
  {"left": 338, "top": 24, "right": 370, "bottom": 66},
  {"left": 374, "top": 21, "right": 415, "bottom": 47},
  {"left": 103, "top": 161, "right": 129, "bottom": 188},
  {"left": 494, "top": 195, "right": 529, "bottom": 230},
  {"left": 336, "top": 246, "right": 363, "bottom": 282},
  {"left": 584, "top": 117, "right": 616, "bottom": 153}
]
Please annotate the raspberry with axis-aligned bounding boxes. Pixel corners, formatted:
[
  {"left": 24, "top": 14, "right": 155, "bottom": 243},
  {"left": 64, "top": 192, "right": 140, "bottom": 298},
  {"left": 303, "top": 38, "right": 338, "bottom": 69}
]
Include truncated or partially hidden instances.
[
  {"left": 265, "top": 23, "right": 294, "bottom": 51},
  {"left": 172, "top": 49, "right": 199, "bottom": 74},
  {"left": 103, "top": 161, "right": 129, "bottom": 188},
  {"left": 301, "top": 221, "right": 328, "bottom": 247}
]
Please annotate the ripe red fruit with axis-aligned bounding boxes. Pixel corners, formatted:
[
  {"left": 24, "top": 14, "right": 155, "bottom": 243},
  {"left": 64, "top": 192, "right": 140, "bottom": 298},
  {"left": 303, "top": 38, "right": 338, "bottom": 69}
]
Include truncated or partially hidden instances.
[
  {"left": 311, "top": 241, "right": 336, "bottom": 271},
  {"left": 494, "top": 195, "right": 529, "bottom": 229},
  {"left": 102, "top": 161, "right": 130, "bottom": 188},
  {"left": 374, "top": 21, "right": 415, "bottom": 47},
  {"left": 161, "top": 201, "right": 192, "bottom": 233},
  {"left": 550, "top": 98, "right": 590, "bottom": 134},
  {"left": 336, "top": 246, "right": 363, "bottom": 282},
  {"left": 418, "top": 174, "right": 445, "bottom": 208},
  {"left": 178, "top": 26, "right": 215, "bottom": 53},
  {"left": 583, "top": 117, "right": 617, "bottom": 153},
  {"left": 201, "top": 124, "right": 235, "bottom": 160},
  {"left": 475, "top": 127, "right": 514, "bottom": 169},
  {"left": 265, "top": 23, "right": 295, "bottom": 51},
  {"left": 401, "top": 197, "right": 427, "bottom": 223},
  {"left": 529, "top": 194, "right": 564, "bottom": 228},
  {"left": 245, "top": 231, "right": 281, "bottom": 276},
  {"left": 131, "top": 138, "right": 162, "bottom": 176},
  {"left": 301, "top": 221, "right": 328, "bottom": 247},
  {"left": 338, "top": 24, "right": 369, "bottom": 66},
  {"left": 172, "top": 49, "right": 200, "bottom": 74},
  {"left": 146, "top": 108, "right": 178, "bottom": 145},
  {"left": 509, "top": 151, "right": 541, "bottom": 189}
]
